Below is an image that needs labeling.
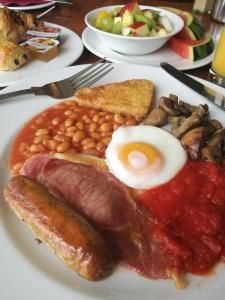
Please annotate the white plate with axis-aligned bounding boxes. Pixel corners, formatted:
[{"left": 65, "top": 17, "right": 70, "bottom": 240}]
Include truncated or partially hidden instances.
[
  {"left": 0, "top": 22, "right": 84, "bottom": 87},
  {"left": 82, "top": 27, "right": 215, "bottom": 71},
  {"left": 0, "top": 63, "right": 225, "bottom": 300},
  {"left": 0, "top": 1, "right": 54, "bottom": 10}
]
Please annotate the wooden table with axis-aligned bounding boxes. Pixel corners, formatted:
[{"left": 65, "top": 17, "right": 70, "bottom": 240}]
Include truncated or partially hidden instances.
[{"left": 35, "top": 0, "right": 223, "bottom": 81}]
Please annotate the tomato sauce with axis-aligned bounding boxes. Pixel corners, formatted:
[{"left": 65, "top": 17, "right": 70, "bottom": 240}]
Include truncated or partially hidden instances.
[{"left": 138, "top": 159, "right": 225, "bottom": 275}]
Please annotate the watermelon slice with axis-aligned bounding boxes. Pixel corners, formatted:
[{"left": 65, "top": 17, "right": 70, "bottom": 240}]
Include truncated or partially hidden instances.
[
  {"left": 168, "top": 33, "right": 214, "bottom": 62},
  {"left": 161, "top": 7, "right": 205, "bottom": 40}
]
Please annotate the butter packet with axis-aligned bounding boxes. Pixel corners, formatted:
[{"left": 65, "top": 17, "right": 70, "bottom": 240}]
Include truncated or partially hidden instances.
[
  {"left": 23, "top": 26, "right": 61, "bottom": 41},
  {"left": 21, "top": 37, "right": 60, "bottom": 61}
]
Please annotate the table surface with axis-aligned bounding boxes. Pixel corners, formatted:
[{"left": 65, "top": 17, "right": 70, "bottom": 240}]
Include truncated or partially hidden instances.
[{"left": 34, "top": 0, "right": 223, "bottom": 81}]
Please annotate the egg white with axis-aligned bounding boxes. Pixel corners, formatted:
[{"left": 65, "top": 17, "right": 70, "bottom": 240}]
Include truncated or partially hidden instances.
[{"left": 105, "top": 125, "right": 187, "bottom": 189}]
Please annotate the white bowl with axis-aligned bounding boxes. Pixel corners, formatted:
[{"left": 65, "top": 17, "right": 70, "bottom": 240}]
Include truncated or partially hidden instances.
[{"left": 85, "top": 5, "right": 184, "bottom": 55}]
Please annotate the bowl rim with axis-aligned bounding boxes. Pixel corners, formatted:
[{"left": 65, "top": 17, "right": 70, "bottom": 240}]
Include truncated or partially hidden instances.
[{"left": 84, "top": 5, "right": 184, "bottom": 40}]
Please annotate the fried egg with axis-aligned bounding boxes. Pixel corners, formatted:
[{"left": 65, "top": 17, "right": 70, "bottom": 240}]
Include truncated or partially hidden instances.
[{"left": 105, "top": 125, "right": 187, "bottom": 189}]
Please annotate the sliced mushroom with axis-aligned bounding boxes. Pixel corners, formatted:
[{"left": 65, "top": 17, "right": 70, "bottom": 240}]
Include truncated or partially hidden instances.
[
  {"left": 142, "top": 108, "right": 168, "bottom": 127},
  {"left": 210, "top": 119, "right": 223, "bottom": 131},
  {"left": 201, "top": 129, "right": 225, "bottom": 163},
  {"left": 181, "top": 127, "right": 205, "bottom": 159},
  {"left": 169, "top": 94, "right": 178, "bottom": 103},
  {"left": 170, "top": 104, "right": 209, "bottom": 139},
  {"left": 178, "top": 100, "right": 196, "bottom": 115},
  {"left": 159, "top": 96, "right": 182, "bottom": 116}
]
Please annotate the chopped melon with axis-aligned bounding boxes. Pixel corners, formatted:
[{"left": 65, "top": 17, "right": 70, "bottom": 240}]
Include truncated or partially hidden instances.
[
  {"left": 161, "top": 7, "right": 205, "bottom": 40},
  {"left": 168, "top": 33, "right": 214, "bottom": 62}
]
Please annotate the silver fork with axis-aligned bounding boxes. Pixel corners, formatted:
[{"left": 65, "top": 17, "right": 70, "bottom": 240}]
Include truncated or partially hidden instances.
[{"left": 0, "top": 58, "right": 114, "bottom": 102}]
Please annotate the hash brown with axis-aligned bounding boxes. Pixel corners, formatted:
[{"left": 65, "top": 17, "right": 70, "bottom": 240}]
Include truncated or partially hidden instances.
[{"left": 74, "top": 79, "right": 154, "bottom": 118}]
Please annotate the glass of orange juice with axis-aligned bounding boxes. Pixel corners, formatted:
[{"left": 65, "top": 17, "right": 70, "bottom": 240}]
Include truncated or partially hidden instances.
[{"left": 209, "top": 26, "right": 225, "bottom": 87}]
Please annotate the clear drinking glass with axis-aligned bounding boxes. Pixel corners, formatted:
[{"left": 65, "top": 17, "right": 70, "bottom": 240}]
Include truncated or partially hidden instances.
[{"left": 209, "top": 25, "right": 225, "bottom": 87}]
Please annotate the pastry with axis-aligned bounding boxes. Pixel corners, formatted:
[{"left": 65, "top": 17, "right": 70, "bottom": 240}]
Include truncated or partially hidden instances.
[
  {"left": 0, "top": 7, "right": 44, "bottom": 43},
  {"left": 0, "top": 40, "right": 30, "bottom": 71}
]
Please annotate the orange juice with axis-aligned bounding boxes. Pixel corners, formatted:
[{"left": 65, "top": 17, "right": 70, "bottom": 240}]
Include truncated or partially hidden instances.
[{"left": 212, "top": 26, "right": 225, "bottom": 78}]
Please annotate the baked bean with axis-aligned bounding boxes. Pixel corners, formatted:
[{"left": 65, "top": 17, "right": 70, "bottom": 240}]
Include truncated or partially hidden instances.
[
  {"left": 70, "top": 113, "right": 79, "bottom": 120},
  {"left": 64, "top": 118, "right": 74, "bottom": 127},
  {"left": 54, "top": 104, "right": 65, "bottom": 109},
  {"left": 67, "top": 126, "right": 77, "bottom": 132},
  {"left": 35, "top": 128, "right": 49, "bottom": 136},
  {"left": 83, "top": 142, "right": 96, "bottom": 151},
  {"left": 65, "top": 131, "right": 76, "bottom": 137},
  {"left": 105, "top": 114, "right": 113, "bottom": 120},
  {"left": 114, "top": 113, "right": 125, "bottom": 124},
  {"left": 88, "top": 122, "right": 97, "bottom": 132},
  {"left": 92, "top": 115, "right": 100, "bottom": 123},
  {"left": 54, "top": 135, "right": 69, "bottom": 142},
  {"left": 37, "top": 144, "right": 46, "bottom": 152},
  {"left": 12, "top": 162, "right": 23, "bottom": 173},
  {"left": 83, "top": 115, "right": 92, "bottom": 124},
  {"left": 59, "top": 124, "right": 66, "bottom": 132},
  {"left": 125, "top": 119, "right": 137, "bottom": 126},
  {"left": 34, "top": 134, "right": 50, "bottom": 144},
  {"left": 35, "top": 117, "right": 44, "bottom": 125},
  {"left": 113, "top": 124, "right": 121, "bottom": 130},
  {"left": 64, "top": 109, "right": 73, "bottom": 116},
  {"left": 30, "top": 144, "right": 40, "bottom": 153},
  {"left": 101, "top": 137, "right": 111, "bottom": 146},
  {"left": 64, "top": 100, "right": 75, "bottom": 106},
  {"left": 100, "top": 122, "right": 112, "bottom": 132},
  {"left": 46, "top": 140, "right": 59, "bottom": 150},
  {"left": 99, "top": 111, "right": 107, "bottom": 116},
  {"left": 98, "top": 117, "right": 106, "bottom": 125},
  {"left": 41, "top": 112, "right": 47, "bottom": 117},
  {"left": 72, "top": 141, "right": 80, "bottom": 149},
  {"left": 76, "top": 121, "right": 85, "bottom": 130},
  {"left": 101, "top": 131, "right": 112, "bottom": 137},
  {"left": 30, "top": 125, "right": 36, "bottom": 130},
  {"left": 73, "top": 130, "right": 86, "bottom": 143},
  {"left": 81, "top": 138, "right": 95, "bottom": 145},
  {"left": 56, "top": 130, "right": 64, "bottom": 135},
  {"left": 57, "top": 142, "right": 70, "bottom": 153},
  {"left": 96, "top": 141, "right": 106, "bottom": 153},
  {"left": 52, "top": 117, "right": 61, "bottom": 125},
  {"left": 19, "top": 142, "right": 28, "bottom": 152},
  {"left": 89, "top": 109, "right": 97, "bottom": 117},
  {"left": 72, "top": 107, "right": 80, "bottom": 112},
  {"left": 89, "top": 132, "right": 101, "bottom": 140},
  {"left": 23, "top": 150, "right": 32, "bottom": 158}
]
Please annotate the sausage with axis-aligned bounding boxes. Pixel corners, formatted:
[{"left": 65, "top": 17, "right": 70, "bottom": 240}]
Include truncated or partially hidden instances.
[{"left": 4, "top": 176, "right": 114, "bottom": 281}]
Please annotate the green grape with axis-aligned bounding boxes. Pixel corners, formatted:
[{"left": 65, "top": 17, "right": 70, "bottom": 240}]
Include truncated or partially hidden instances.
[
  {"left": 112, "top": 21, "right": 122, "bottom": 34},
  {"left": 113, "top": 6, "right": 121, "bottom": 16},
  {"left": 100, "top": 16, "right": 114, "bottom": 32}
]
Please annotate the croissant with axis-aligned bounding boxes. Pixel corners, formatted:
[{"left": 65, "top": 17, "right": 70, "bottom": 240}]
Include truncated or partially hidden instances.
[
  {"left": 0, "top": 7, "right": 44, "bottom": 43},
  {"left": 0, "top": 40, "right": 30, "bottom": 71}
]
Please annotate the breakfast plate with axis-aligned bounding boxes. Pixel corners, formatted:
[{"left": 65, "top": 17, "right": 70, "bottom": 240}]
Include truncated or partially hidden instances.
[
  {"left": 0, "top": 63, "right": 225, "bottom": 300},
  {"left": 0, "top": 22, "right": 83, "bottom": 87},
  {"left": 0, "top": 1, "right": 54, "bottom": 10},
  {"left": 82, "top": 27, "right": 215, "bottom": 71}
]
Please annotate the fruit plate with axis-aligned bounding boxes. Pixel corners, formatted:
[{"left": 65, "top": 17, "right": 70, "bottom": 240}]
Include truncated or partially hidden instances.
[
  {"left": 82, "top": 27, "right": 215, "bottom": 71},
  {"left": 0, "top": 63, "right": 225, "bottom": 300}
]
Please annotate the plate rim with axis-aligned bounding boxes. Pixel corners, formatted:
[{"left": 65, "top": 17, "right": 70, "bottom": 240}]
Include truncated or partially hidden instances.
[
  {"left": 0, "top": 63, "right": 225, "bottom": 300},
  {"left": 0, "top": 0, "right": 54, "bottom": 10}
]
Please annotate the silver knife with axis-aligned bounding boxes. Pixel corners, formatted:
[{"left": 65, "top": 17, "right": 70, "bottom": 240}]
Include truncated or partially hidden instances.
[{"left": 160, "top": 62, "right": 225, "bottom": 111}]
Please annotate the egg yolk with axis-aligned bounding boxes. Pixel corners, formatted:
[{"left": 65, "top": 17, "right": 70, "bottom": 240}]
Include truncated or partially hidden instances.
[{"left": 118, "top": 142, "right": 163, "bottom": 173}]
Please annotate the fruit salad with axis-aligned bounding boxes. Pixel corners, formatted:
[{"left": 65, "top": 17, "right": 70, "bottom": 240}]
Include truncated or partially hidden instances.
[{"left": 93, "top": 2, "right": 173, "bottom": 37}]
